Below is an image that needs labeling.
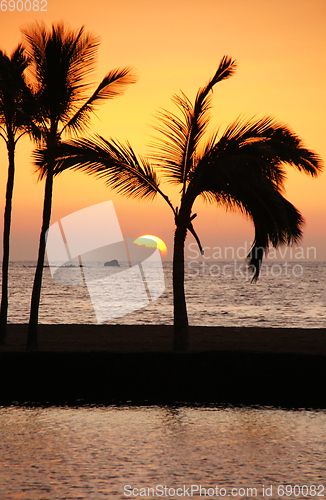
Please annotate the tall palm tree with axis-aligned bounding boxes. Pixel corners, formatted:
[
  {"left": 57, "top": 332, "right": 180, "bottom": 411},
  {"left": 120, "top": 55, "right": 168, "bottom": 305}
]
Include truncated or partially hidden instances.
[
  {"left": 0, "top": 44, "right": 37, "bottom": 344},
  {"left": 46, "top": 56, "right": 323, "bottom": 351},
  {"left": 22, "top": 22, "right": 136, "bottom": 350}
]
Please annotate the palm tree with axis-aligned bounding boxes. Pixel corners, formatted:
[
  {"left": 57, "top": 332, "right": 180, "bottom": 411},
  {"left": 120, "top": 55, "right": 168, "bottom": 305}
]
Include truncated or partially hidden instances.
[
  {"left": 46, "top": 56, "right": 322, "bottom": 351},
  {"left": 22, "top": 22, "right": 136, "bottom": 350},
  {"left": 0, "top": 44, "right": 37, "bottom": 344}
]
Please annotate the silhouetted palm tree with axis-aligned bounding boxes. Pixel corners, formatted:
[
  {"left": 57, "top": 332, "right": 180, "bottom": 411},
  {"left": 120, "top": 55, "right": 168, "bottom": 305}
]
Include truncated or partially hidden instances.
[
  {"left": 0, "top": 44, "right": 37, "bottom": 344},
  {"left": 22, "top": 22, "right": 136, "bottom": 350},
  {"left": 45, "top": 56, "right": 322, "bottom": 351}
]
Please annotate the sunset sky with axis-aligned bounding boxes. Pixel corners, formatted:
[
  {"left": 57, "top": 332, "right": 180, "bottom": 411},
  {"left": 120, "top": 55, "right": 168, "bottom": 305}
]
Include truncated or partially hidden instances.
[{"left": 0, "top": 0, "right": 325, "bottom": 261}]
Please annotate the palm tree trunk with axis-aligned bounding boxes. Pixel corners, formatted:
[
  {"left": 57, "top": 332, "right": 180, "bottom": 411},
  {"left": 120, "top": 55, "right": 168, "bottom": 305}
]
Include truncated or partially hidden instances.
[
  {"left": 173, "top": 220, "right": 189, "bottom": 352},
  {"left": 0, "top": 133, "right": 15, "bottom": 345},
  {"left": 26, "top": 163, "right": 54, "bottom": 351}
]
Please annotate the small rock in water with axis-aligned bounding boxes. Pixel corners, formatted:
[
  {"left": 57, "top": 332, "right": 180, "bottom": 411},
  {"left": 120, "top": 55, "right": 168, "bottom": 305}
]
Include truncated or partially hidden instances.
[{"left": 104, "top": 259, "right": 120, "bottom": 267}]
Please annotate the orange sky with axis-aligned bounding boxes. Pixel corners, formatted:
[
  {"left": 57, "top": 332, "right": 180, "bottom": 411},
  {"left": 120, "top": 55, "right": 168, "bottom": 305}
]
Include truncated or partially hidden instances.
[{"left": 0, "top": 0, "right": 325, "bottom": 260}]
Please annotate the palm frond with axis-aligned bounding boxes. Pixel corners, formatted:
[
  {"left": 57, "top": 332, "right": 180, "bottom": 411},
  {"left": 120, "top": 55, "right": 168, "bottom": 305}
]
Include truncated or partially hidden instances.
[
  {"left": 217, "top": 116, "right": 323, "bottom": 177},
  {"left": 193, "top": 116, "right": 322, "bottom": 198},
  {"left": 151, "top": 95, "right": 191, "bottom": 185},
  {"left": 199, "top": 177, "right": 304, "bottom": 280},
  {"left": 34, "top": 135, "right": 174, "bottom": 211},
  {"left": 0, "top": 44, "right": 39, "bottom": 141},
  {"left": 23, "top": 23, "right": 99, "bottom": 86},
  {"left": 10, "top": 44, "right": 30, "bottom": 72},
  {"left": 60, "top": 67, "right": 137, "bottom": 135},
  {"left": 246, "top": 189, "right": 304, "bottom": 281},
  {"left": 190, "top": 56, "right": 237, "bottom": 145},
  {"left": 189, "top": 114, "right": 321, "bottom": 280},
  {"left": 151, "top": 56, "right": 237, "bottom": 188},
  {"left": 0, "top": 126, "right": 6, "bottom": 141},
  {"left": 21, "top": 23, "right": 100, "bottom": 125}
]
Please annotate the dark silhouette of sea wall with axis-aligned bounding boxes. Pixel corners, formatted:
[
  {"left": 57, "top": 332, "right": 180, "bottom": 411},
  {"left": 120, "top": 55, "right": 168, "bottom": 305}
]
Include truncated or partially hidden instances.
[{"left": 0, "top": 350, "right": 325, "bottom": 409}]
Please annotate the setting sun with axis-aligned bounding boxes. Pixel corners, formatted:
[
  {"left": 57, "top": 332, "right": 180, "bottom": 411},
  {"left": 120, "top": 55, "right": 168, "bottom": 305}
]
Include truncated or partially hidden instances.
[{"left": 133, "top": 235, "right": 168, "bottom": 255}]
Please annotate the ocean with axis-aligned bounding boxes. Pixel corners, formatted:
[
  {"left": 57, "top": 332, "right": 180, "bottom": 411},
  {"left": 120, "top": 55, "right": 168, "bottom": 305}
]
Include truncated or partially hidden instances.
[{"left": 5, "top": 260, "right": 326, "bottom": 327}]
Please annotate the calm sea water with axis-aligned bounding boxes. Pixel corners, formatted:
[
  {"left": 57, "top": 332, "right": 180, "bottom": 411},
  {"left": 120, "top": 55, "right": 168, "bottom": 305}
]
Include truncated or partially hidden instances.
[
  {"left": 5, "top": 261, "right": 326, "bottom": 327},
  {"left": 0, "top": 405, "right": 325, "bottom": 500}
]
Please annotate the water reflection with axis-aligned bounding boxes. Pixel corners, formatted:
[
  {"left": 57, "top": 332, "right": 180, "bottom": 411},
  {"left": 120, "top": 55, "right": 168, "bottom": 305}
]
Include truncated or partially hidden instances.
[{"left": 0, "top": 406, "right": 325, "bottom": 499}]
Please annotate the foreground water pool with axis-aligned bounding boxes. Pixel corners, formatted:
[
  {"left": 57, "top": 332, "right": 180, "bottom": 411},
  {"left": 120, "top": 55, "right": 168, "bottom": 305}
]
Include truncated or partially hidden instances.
[{"left": 0, "top": 406, "right": 325, "bottom": 499}]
